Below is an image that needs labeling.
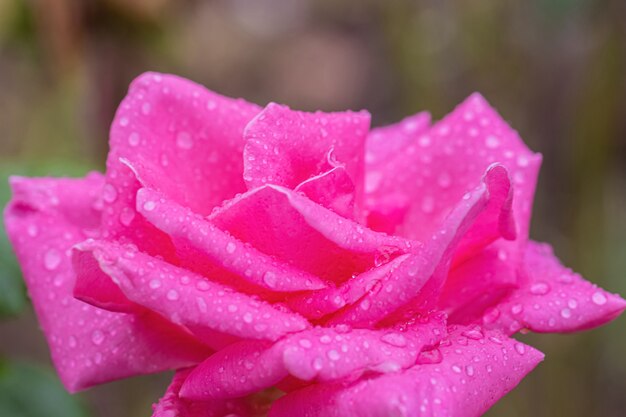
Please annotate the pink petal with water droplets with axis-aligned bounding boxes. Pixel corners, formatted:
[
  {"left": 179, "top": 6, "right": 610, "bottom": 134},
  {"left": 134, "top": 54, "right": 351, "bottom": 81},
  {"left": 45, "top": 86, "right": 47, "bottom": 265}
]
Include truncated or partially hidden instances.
[
  {"left": 209, "top": 184, "right": 415, "bottom": 285},
  {"left": 3, "top": 175, "right": 210, "bottom": 391},
  {"left": 440, "top": 245, "right": 518, "bottom": 325},
  {"left": 243, "top": 103, "right": 370, "bottom": 195},
  {"left": 294, "top": 166, "right": 356, "bottom": 219},
  {"left": 283, "top": 254, "right": 411, "bottom": 320},
  {"left": 485, "top": 241, "right": 626, "bottom": 334},
  {"left": 75, "top": 239, "right": 311, "bottom": 344},
  {"left": 181, "top": 340, "right": 286, "bottom": 400},
  {"left": 152, "top": 368, "right": 255, "bottom": 417},
  {"left": 365, "top": 94, "right": 540, "bottom": 259},
  {"left": 329, "top": 165, "right": 511, "bottom": 327},
  {"left": 269, "top": 327, "right": 544, "bottom": 417},
  {"left": 136, "top": 187, "right": 326, "bottom": 294},
  {"left": 102, "top": 72, "right": 260, "bottom": 254},
  {"left": 182, "top": 314, "right": 446, "bottom": 401}
]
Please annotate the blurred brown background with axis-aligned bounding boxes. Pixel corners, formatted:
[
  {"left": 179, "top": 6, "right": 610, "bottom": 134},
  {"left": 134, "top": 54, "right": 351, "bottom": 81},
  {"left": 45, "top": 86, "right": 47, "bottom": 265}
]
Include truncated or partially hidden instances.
[{"left": 1, "top": 0, "right": 625, "bottom": 416}]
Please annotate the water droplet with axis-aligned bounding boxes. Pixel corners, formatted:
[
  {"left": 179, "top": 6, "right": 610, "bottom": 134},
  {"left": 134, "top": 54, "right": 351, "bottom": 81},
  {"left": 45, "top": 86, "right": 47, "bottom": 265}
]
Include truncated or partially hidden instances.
[
  {"left": 141, "top": 102, "right": 151, "bottom": 115},
  {"left": 27, "top": 224, "right": 38, "bottom": 237},
  {"left": 149, "top": 279, "right": 161, "bottom": 289},
  {"left": 517, "top": 155, "right": 529, "bottom": 167},
  {"left": 226, "top": 242, "right": 236, "bottom": 254},
  {"left": 312, "top": 357, "right": 324, "bottom": 371},
  {"left": 44, "top": 249, "right": 62, "bottom": 271},
  {"left": 119, "top": 117, "right": 129, "bottom": 126},
  {"left": 68, "top": 336, "right": 77, "bottom": 348},
  {"left": 359, "top": 299, "right": 371, "bottom": 311},
  {"left": 511, "top": 304, "right": 524, "bottom": 315},
  {"left": 327, "top": 350, "right": 340, "bottom": 361},
  {"left": 263, "top": 271, "right": 277, "bottom": 288},
  {"left": 243, "top": 312, "right": 253, "bottom": 323},
  {"left": 196, "top": 280, "right": 210, "bottom": 291},
  {"left": 514, "top": 343, "right": 526, "bottom": 355},
  {"left": 119, "top": 208, "right": 135, "bottom": 226},
  {"left": 461, "top": 328, "right": 483, "bottom": 340},
  {"left": 176, "top": 131, "right": 193, "bottom": 149},
  {"left": 592, "top": 292, "right": 607, "bottom": 305},
  {"left": 418, "top": 135, "right": 431, "bottom": 147},
  {"left": 102, "top": 184, "right": 118, "bottom": 203},
  {"left": 437, "top": 172, "right": 452, "bottom": 188},
  {"left": 529, "top": 282, "right": 550, "bottom": 295},
  {"left": 299, "top": 339, "right": 312, "bottom": 349},
  {"left": 485, "top": 135, "right": 500, "bottom": 148},
  {"left": 227, "top": 304, "right": 238, "bottom": 312},
  {"left": 167, "top": 289, "right": 179, "bottom": 301},
  {"left": 381, "top": 332, "right": 408, "bottom": 347},
  {"left": 560, "top": 308, "right": 571, "bottom": 319},
  {"left": 128, "top": 132, "right": 140, "bottom": 146},
  {"left": 421, "top": 196, "right": 435, "bottom": 214},
  {"left": 567, "top": 299, "right": 578, "bottom": 309},
  {"left": 320, "top": 335, "right": 332, "bottom": 344},
  {"left": 196, "top": 297, "right": 207, "bottom": 313},
  {"left": 465, "top": 365, "right": 475, "bottom": 376},
  {"left": 143, "top": 201, "right": 156, "bottom": 212},
  {"left": 91, "top": 330, "right": 105, "bottom": 345},
  {"left": 451, "top": 365, "right": 462, "bottom": 374}
]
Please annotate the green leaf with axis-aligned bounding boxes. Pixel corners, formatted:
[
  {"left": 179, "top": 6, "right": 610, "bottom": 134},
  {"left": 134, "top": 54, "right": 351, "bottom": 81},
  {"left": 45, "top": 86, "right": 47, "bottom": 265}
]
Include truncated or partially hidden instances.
[{"left": 0, "top": 360, "right": 91, "bottom": 417}]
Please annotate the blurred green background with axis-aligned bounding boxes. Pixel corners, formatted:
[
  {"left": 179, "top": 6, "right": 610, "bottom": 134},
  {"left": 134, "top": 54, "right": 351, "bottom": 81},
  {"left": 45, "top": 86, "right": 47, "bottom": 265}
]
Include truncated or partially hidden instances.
[{"left": 0, "top": 0, "right": 625, "bottom": 416}]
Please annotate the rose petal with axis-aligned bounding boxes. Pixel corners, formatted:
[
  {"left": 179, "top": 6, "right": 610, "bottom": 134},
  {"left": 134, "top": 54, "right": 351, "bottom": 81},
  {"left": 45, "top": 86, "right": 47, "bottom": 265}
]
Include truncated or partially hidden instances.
[
  {"left": 209, "top": 184, "right": 416, "bottom": 284},
  {"left": 136, "top": 186, "right": 327, "bottom": 294},
  {"left": 365, "top": 111, "right": 431, "bottom": 169},
  {"left": 243, "top": 103, "right": 370, "bottom": 203},
  {"left": 440, "top": 245, "right": 518, "bottom": 325},
  {"left": 182, "top": 313, "right": 446, "bottom": 401},
  {"left": 3, "top": 175, "right": 210, "bottom": 391},
  {"left": 152, "top": 368, "right": 254, "bottom": 417},
  {"left": 294, "top": 166, "right": 356, "bottom": 219},
  {"left": 283, "top": 254, "right": 411, "bottom": 320},
  {"left": 329, "top": 165, "right": 512, "bottom": 327},
  {"left": 102, "top": 72, "right": 260, "bottom": 254},
  {"left": 180, "top": 340, "right": 286, "bottom": 401},
  {"left": 269, "top": 327, "right": 544, "bottom": 417},
  {"left": 366, "top": 94, "right": 540, "bottom": 263},
  {"left": 484, "top": 241, "right": 626, "bottom": 334},
  {"left": 74, "top": 239, "right": 311, "bottom": 343}
]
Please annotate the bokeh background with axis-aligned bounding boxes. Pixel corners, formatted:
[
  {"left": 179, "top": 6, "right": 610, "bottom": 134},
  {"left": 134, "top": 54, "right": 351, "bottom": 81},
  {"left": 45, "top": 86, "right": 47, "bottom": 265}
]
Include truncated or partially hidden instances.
[{"left": 1, "top": 0, "right": 625, "bottom": 416}]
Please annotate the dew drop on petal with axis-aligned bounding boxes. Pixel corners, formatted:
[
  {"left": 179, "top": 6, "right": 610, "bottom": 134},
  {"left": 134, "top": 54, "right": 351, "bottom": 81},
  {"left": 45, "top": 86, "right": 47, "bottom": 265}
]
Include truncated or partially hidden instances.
[
  {"left": 529, "top": 282, "right": 550, "bottom": 295},
  {"left": 167, "top": 289, "right": 179, "bottom": 301},
  {"left": 143, "top": 201, "right": 156, "bottom": 212},
  {"left": 263, "top": 271, "right": 277, "bottom": 288},
  {"left": 176, "top": 131, "right": 194, "bottom": 149},
  {"left": 592, "top": 292, "right": 607, "bottom": 305},
  {"left": 222, "top": 240, "right": 237, "bottom": 254},
  {"left": 91, "top": 330, "right": 105, "bottom": 345},
  {"left": 327, "top": 350, "right": 341, "bottom": 361},
  {"left": 44, "top": 249, "right": 62, "bottom": 271}
]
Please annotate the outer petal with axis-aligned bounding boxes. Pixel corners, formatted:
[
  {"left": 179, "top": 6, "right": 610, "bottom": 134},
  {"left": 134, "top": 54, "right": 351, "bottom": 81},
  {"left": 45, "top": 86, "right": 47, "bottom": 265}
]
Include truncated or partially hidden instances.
[
  {"left": 136, "top": 187, "right": 326, "bottom": 294},
  {"left": 181, "top": 313, "right": 446, "bottom": 400},
  {"left": 269, "top": 327, "right": 544, "bottom": 417},
  {"left": 243, "top": 103, "right": 370, "bottom": 194},
  {"left": 102, "top": 72, "right": 261, "bottom": 253},
  {"left": 484, "top": 241, "right": 626, "bottom": 334},
  {"left": 74, "top": 239, "right": 311, "bottom": 344},
  {"left": 3, "top": 175, "right": 209, "bottom": 391},
  {"left": 152, "top": 368, "right": 257, "bottom": 417},
  {"left": 365, "top": 94, "right": 540, "bottom": 264},
  {"left": 209, "top": 184, "right": 416, "bottom": 285}
]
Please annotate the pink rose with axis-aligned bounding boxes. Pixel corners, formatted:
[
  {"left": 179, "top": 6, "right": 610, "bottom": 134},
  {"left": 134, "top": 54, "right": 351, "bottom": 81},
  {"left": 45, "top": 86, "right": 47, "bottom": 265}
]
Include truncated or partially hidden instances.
[{"left": 4, "top": 72, "right": 625, "bottom": 417}]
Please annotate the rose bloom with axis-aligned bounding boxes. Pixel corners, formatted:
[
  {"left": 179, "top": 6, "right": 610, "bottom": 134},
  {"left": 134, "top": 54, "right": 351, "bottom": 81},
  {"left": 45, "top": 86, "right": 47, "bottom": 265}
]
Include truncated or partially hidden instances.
[{"left": 4, "top": 73, "right": 625, "bottom": 417}]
